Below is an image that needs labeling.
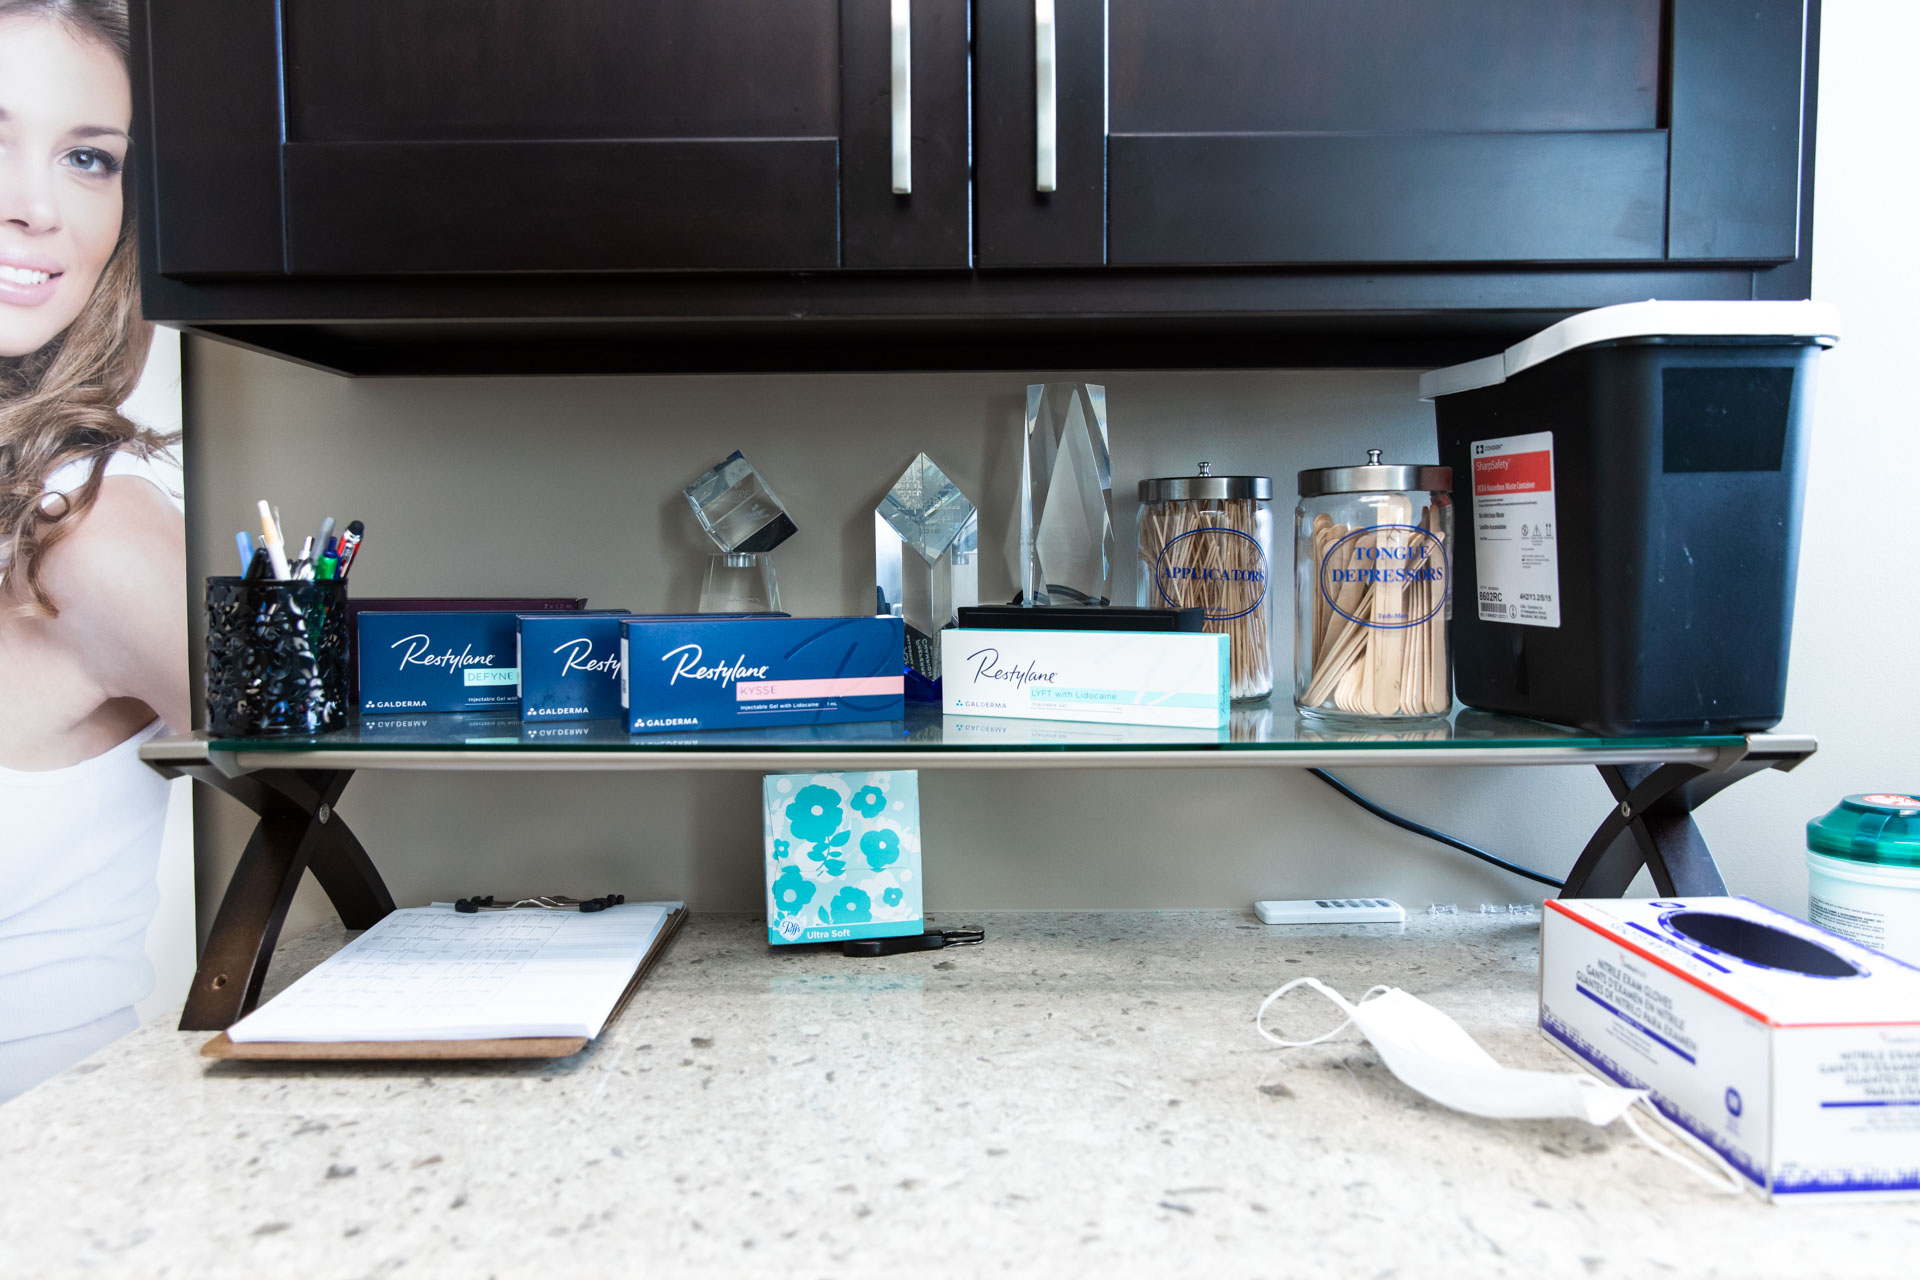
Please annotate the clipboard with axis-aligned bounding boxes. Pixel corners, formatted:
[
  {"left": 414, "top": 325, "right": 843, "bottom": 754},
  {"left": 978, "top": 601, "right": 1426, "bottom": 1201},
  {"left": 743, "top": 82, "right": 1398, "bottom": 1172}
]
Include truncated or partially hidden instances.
[{"left": 200, "top": 906, "right": 687, "bottom": 1061}]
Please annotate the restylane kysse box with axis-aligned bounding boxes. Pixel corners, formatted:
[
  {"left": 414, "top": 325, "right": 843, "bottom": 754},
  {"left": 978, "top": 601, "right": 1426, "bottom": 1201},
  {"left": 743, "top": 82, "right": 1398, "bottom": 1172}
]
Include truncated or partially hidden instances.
[
  {"left": 1541, "top": 896, "right": 1920, "bottom": 1201},
  {"left": 940, "top": 627, "right": 1228, "bottom": 729},
  {"left": 621, "top": 616, "right": 904, "bottom": 733}
]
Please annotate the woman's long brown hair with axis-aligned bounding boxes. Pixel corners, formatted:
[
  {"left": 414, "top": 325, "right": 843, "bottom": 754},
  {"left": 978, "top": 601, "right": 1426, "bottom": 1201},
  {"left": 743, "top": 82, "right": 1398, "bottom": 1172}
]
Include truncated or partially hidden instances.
[{"left": 0, "top": 0, "right": 168, "bottom": 618}]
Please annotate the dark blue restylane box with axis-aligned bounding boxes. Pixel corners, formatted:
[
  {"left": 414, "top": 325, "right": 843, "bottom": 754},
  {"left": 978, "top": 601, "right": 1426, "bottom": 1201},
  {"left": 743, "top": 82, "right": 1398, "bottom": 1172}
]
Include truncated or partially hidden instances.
[
  {"left": 621, "top": 616, "right": 904, "bottom": 733},
  {"left": 358, "top": 611, "right": 528, "bottom": 713},
  {"left": 516, "top": 611, "right": 630, "bottom": 721}
]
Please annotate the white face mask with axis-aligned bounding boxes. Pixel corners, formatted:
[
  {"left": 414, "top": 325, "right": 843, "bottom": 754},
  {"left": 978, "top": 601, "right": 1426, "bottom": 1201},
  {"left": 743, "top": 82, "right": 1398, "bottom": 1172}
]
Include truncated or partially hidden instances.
[{"left": 1257, "top": 977, "right": 1744, "bottom": 1192}]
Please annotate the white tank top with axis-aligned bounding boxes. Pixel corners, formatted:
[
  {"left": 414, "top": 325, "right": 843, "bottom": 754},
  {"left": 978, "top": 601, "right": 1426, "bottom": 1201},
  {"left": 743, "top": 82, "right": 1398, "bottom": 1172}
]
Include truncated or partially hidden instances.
[{"left": 0, "top": 452, "right": 178, "bottom": 1093}]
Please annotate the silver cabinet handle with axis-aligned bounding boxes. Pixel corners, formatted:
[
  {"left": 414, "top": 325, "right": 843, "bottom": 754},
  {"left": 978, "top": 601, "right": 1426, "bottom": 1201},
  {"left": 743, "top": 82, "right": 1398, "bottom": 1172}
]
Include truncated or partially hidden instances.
[
  {"left": 891, "top": 0, "right": 912, "bottom": 194},
  {"left": 1034, "top": 0, "right": 1057, "bottom": 192}
]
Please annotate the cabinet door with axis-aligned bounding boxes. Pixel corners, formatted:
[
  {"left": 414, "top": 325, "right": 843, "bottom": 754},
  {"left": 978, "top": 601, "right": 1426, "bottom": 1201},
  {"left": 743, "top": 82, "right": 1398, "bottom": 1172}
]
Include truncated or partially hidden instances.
[
  {"left": 1059, "top": 0, "right": 1804, "bottom": 270},
  {"left": 975, "top": 0, "right": 1107, "bottom": 267},
  {"left": 1105, "top": 0, "right": 1672, "bottom": 266},
  {"left": 279, "top": 0, "right": 843, "bottom": 273},
  {"left": 141, "top": 1, "right": 972, "bottom": 277}
]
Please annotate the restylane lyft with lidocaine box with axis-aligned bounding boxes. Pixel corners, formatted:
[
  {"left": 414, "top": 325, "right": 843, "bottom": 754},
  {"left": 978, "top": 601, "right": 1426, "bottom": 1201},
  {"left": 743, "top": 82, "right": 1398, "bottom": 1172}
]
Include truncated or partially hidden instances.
[
  {"left": 621, "top": 615, "right": 904, "bottom": 733},
  {"left": 940, "top": 628, "right": 1229, "bottom": 729},
  {"left": 1541, "top": 896, "right": 1920, "bottom": 1200}
]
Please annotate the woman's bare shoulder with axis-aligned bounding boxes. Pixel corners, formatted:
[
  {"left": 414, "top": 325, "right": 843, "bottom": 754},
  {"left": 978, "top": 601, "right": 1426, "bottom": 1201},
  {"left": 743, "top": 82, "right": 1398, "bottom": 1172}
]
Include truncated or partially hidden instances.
[{"left": 38, "top": 475, "right": 185, "bottom": 616}]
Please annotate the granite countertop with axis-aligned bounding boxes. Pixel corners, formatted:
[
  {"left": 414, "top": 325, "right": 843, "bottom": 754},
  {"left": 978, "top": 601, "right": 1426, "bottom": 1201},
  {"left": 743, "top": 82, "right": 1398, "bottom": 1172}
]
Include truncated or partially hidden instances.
[{"left": 2, "top": 911, "right": 1915, "bottom": 1278}]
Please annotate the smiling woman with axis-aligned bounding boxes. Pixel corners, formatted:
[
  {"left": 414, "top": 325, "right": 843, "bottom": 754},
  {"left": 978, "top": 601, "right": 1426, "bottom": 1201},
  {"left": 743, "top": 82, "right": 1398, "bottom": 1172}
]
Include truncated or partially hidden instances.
[{"left": 0, "top": 0, "right": 190, "bottom": 1102}]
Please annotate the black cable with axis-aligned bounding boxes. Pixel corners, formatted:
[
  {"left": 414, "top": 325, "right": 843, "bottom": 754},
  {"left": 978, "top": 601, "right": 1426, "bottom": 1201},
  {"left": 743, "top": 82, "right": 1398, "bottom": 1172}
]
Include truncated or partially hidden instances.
[{"left": 1307, "top": 768, "right": 1566, "bottom": 890}]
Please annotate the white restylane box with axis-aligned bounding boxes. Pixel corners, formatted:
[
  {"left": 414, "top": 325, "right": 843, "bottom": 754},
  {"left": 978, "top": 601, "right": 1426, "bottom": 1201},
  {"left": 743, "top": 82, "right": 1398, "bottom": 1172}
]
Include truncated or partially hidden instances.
[
  {"left": 940, "top": 628, "right": 1229, "bottom": 729},
  {"left": 1541, "top": 897, "right": 1920, "bottom": 1201}
]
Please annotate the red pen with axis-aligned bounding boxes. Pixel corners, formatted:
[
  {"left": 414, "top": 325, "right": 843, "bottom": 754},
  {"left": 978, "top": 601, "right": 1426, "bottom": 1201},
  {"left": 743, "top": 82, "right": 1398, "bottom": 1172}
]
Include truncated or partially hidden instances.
[{"left": 336, "top": 520, "right": 365, "bottom": 577}]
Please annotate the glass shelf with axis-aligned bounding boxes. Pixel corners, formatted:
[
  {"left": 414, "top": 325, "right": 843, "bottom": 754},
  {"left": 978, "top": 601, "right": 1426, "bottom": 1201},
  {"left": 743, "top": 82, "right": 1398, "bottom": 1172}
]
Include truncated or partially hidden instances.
[{"left": 141, "top": 704, "right": 1787, "bottom": 774}]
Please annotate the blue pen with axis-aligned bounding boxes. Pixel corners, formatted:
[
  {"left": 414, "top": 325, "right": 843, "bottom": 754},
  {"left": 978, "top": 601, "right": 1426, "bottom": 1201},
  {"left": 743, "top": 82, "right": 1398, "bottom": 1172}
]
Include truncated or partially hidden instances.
[{"left": 235, "top": 530, "right": 254, "bottom": 574}]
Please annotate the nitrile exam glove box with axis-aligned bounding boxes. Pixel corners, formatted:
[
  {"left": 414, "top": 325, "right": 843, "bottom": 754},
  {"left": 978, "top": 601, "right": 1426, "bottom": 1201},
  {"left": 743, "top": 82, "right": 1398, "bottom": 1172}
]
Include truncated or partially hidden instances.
[
  {"left": 517, "top": 611, "right": 630, "bottom": 721},
  {"left": 940, "top": 628, "right": 1229, "bottom": 728},
  {"left": 620, "top": 615, "right": 905, "bottom": 733},
  {"left": 1541, "top": 897, "right": 1920, "bottom": 1201},
  {"left": 764, "top": 770, "right": 922, "bottom": 944},
  {"left": 357, "top": 610, "right": 526, "bottom": 713}
]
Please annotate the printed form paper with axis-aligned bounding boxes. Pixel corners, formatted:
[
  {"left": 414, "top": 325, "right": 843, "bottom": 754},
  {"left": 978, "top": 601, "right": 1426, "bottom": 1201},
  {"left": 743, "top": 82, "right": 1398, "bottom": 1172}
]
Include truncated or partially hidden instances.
[{"left": 228, "top": 902, "right": 675, "bottom": 1042}]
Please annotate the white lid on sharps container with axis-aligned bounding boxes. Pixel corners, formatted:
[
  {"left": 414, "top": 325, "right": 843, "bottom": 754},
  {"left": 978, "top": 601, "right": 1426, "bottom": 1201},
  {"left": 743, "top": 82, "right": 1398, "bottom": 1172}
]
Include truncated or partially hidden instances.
[{"left": 1417, "top": 299, "right": 1844, "bottom": 401}]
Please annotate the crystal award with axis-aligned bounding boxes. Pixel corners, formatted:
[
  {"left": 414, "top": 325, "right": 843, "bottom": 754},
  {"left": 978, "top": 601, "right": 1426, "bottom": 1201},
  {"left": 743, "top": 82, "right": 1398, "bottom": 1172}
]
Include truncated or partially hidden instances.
[
  {"left": 683, "top": 450, "right": 798, "bottom": 554},
  {"left": 875, "top": 452, "right": 978, "bottom": 698},
  {"left": 1021, "top": 383, "right": 1113, "bottom": 606}
]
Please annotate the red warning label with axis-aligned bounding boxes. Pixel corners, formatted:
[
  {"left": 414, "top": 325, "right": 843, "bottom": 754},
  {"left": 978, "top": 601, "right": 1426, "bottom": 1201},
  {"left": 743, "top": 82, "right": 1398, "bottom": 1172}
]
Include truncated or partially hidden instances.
[{"left": 1473, "top": 450, "right": 1553, "bottom": 496}]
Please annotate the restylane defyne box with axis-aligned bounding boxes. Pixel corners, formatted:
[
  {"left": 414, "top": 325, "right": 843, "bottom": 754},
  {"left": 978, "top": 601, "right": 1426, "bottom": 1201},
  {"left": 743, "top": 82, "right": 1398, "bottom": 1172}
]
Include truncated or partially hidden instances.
[
  {"left": 1541, "top": 897, "right": 1920, "bottom": 1200},
  {"left": 940, "top": 627, "right": 1228, "bottom": 729}
]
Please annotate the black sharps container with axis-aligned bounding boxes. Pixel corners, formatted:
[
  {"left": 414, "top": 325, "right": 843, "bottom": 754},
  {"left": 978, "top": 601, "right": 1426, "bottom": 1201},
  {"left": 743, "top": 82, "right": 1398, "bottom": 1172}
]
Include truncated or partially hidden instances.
[{"left": 1424, "top": 302, "right": 1839, "bottom": 735}]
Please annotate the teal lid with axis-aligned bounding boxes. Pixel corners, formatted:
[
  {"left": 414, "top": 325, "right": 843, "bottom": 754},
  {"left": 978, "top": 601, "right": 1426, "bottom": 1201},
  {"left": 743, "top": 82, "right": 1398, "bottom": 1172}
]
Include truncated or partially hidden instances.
[{"left": 1807, "top": 794, "right": 1920, "bottom": 867}]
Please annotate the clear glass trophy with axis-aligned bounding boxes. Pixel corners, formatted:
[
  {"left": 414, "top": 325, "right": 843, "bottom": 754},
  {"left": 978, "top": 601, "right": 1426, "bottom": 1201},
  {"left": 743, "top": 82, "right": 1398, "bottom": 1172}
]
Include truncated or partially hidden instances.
[
  {"left": 1021, "top": 383, "right": 1113, "bottom": 606},
  {"left": 683, "top": 451, "right": 795, "bottom": 612},
  {"left": 875, "top": 452, "right": 978, "bottom": 699}
]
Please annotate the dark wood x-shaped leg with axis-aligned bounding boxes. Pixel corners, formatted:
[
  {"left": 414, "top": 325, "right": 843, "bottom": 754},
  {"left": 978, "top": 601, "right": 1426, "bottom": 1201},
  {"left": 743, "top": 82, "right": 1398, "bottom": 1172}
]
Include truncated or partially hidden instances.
[
  {"left": 147, "top": 762, "right": 394, "bottom": 1030},
  {"left": 1561, "top": 738, "right": 1815, "bottom": 898}
]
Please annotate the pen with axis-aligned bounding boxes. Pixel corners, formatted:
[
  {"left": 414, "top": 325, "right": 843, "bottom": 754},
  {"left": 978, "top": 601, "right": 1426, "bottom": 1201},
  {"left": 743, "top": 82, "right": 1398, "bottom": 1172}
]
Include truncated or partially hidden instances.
[
  {"left": 336, "top": 520, "right": 365, "bottom": 578},
  {"left": 242, "top": 545, "right": 271, "bottom": 581},
  {"left": 235, "top": 530, "right": 254, "bottom": 574},
  {"left": 257, "top": 500, "right": 291, "bottom": 580},
  {"left": 312, "top": 516, "right": 336, "bottom": 567}
]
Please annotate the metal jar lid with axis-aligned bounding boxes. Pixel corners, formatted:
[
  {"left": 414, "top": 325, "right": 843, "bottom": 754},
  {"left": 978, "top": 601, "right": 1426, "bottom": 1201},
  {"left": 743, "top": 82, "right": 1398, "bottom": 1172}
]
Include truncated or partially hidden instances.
[
  {"left": 1139, "top": 461, "right": 1272, "bottom": 503},
  {"left": 1298, "top": 449, "right": 1453, "bottom": 497}
]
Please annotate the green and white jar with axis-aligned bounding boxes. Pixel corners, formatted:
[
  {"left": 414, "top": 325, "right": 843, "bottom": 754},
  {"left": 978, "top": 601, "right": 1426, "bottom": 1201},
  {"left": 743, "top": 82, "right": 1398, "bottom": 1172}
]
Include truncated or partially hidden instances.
[{"left": 1806, "top": 793, "right": 1920, "bottom": 964}]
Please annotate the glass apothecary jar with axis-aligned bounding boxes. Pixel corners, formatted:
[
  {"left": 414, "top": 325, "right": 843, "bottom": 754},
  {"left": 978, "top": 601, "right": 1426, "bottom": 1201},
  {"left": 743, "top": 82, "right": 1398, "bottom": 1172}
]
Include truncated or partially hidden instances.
[
  {"left": 1138, "top": 463, "right": 1274, "bottom": 702},
  {"left": 1295, "top": 451, "right": 1453, "bottom": 723}
]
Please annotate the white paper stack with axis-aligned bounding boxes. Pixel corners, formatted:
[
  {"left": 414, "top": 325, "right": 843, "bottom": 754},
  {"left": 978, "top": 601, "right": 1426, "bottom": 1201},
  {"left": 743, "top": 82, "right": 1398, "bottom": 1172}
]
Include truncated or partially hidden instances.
[{"left": 227, "top": 902, "right": 677, "bottom": 1043}]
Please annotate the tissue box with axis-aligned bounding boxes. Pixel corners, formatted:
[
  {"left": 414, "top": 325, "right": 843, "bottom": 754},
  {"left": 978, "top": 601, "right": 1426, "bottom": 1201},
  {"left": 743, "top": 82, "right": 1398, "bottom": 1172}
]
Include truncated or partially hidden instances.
[
  {"left": 1541, "top": 897, "right": 1920, "bottom": 1200},
  {"left": 764, "top": 771, "right": 922, "bottom": 944},
  {"left": 940, "top": 628, "right": 1229, "bottom": 728},
  {"left": 357, "top": 610, "right": 527, "bottom": 713},
  {"left": 622, "top": 615, "right": 904, "bottom": 734}
]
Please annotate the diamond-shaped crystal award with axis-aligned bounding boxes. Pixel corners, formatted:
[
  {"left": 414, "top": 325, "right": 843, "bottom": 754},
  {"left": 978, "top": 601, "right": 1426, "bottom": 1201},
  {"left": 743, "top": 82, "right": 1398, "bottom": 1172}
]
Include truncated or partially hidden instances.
[
  {"left": 1021, "top": 383, "right": 1113, "bottom": 606},
  {"left": 683, "top": 450, "right": 797, "bottom": 554},
  {"left": 875, "top": 453, "right": 978, "bottom": 694}
]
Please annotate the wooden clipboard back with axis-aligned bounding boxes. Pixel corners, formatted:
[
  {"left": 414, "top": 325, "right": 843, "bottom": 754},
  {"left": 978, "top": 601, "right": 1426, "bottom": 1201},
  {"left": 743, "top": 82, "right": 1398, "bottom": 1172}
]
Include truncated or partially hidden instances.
[{"left": 201, "top": 906, "right": 687, "bottom": 1061}]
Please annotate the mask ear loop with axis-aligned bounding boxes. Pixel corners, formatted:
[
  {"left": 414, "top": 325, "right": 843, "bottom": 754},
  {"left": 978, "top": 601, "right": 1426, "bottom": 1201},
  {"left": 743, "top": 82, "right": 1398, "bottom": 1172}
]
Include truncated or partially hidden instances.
[
  {"left": 1256, "top": 977, "right": 1392, "bottom": 1048},
  {"left": 1619, "top": 1103, "right": 1749, "bottom": 1196},
  {"left": 1259, "top": 978, "right": 1748, "bottom": 1195}
]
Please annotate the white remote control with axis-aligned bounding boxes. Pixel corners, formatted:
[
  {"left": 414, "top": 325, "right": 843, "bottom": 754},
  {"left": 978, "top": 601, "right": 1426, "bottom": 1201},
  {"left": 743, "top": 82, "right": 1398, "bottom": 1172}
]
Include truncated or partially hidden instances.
[{"left": 1254, "top": 898, "right": 1406, "bottom": 925}]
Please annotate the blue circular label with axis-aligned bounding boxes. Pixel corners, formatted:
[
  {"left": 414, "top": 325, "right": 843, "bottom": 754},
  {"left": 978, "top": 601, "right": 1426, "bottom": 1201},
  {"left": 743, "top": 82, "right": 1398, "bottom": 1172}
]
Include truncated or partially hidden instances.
[
  {"left": 1151, "top": 527, "right": 1270, "bottom": 622},
  {"left": 1317, "top": 524, "right": 1449, "bottom": 630}
]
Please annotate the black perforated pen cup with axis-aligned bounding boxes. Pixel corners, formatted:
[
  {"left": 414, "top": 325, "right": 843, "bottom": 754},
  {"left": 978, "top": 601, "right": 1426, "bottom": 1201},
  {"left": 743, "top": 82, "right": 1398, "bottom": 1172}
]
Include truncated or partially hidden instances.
[{"left": 205, "top": 577, "right": 349, "bottom": 736}]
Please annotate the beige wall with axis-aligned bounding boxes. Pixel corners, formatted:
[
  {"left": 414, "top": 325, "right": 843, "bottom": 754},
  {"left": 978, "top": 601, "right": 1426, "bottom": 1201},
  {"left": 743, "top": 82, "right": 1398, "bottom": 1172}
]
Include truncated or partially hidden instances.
[
  {"left": 184, "top": 357, "right": 1627, "bottom": 935},
  {"left": 181, "top": 6, "right": 1913, "bottom": 939}
]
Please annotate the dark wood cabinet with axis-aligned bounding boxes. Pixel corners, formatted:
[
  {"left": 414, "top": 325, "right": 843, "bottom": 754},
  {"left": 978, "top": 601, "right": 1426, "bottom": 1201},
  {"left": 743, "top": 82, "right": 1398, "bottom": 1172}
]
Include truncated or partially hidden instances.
[{"left": 131, "top": 1, "right": 1820, "bottom": 374}]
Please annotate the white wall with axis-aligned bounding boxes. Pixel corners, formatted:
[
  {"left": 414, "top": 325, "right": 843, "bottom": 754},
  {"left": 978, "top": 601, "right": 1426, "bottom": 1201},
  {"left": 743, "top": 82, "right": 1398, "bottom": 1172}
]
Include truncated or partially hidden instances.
[
  {"left": 181, "top": 6, "right": 1907, "bottom": 935},
  {"left": 1703, "top": 0, "right": 1920, "bottom": 908}
]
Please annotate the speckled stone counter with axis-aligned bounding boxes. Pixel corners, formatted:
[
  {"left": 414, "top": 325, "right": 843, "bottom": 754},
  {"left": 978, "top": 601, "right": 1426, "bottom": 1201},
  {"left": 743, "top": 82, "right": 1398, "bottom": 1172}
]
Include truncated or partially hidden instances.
[{"left": 2, "top": 911, "right": 1915, "bottom": 1278}]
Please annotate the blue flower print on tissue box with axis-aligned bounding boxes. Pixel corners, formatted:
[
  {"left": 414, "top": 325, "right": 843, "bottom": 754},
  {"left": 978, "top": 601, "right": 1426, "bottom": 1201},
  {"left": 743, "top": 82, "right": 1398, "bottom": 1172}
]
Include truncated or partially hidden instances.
[{"left": 764, "top": 770, "right": 921, "bottom": 945}]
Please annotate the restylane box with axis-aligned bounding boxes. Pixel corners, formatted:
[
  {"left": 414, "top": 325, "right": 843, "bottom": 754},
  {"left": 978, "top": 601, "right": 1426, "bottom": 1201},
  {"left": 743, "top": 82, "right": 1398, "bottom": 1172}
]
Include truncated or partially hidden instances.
[
  {"left": 621, "top": 616, "right": 904, "bottom": 733},
  {"left": 940, "top": 628, "right": 1228, "bottom": 729},
  {"left": 517, "top": 611, "right": 630, "bottom": 721},
  {"left": 357, "top": 610, "right": 525, "bottom": 713},
  {"left": 1541, "top": 897, "right": 1920, "bottom": 1201}
]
